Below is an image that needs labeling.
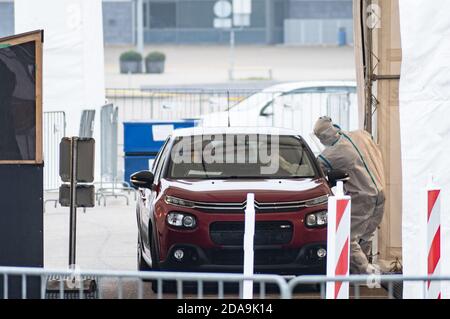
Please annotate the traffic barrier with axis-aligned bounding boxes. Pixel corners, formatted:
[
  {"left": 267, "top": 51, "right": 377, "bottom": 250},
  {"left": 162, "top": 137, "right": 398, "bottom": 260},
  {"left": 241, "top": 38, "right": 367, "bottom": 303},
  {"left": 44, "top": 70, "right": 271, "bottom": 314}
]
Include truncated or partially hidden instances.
[
  {"left": 427, "top": 177, "right": 441, "bottom": 299},
  {"left": 3, "top": 266, "right": 450, "bottom": 299},
  {"left": 326, "top": 181, "right": 351, "bottom": 299},
  {"left": 0, "top": 267, "right": 289, "bottom": 299},
  {"left": 287, "top": 273, "right": 450, "bottom": 299}
]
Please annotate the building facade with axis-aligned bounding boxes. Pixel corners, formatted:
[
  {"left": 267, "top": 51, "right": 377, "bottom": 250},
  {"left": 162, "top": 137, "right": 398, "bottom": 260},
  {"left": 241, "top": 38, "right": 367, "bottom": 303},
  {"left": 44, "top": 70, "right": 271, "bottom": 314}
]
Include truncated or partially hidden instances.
[
  {"left": 0, "top": 0, "right": 353, "bottom": 45},
  {"left": 0, "top": 0, "right": 14, "bottom": 37}
]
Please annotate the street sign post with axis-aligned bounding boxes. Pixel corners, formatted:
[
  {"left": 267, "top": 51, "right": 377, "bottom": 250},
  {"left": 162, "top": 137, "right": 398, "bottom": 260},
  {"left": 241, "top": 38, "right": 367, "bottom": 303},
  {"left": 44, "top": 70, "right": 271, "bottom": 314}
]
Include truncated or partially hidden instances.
[
  {"left": 213, "top": 0, "right": 252, "bottom": 80},
  {"left": 54, "top": 137, "right": 97, "bottom": 296},
  {"left": 213, "top": 0, "right": 232, "bottom": 28},
  {"left": 59, "top": 137, "right": 95, "bottom": 267},
  {"left": 233, "top": 0, "right": 252, "bottom": 27}
]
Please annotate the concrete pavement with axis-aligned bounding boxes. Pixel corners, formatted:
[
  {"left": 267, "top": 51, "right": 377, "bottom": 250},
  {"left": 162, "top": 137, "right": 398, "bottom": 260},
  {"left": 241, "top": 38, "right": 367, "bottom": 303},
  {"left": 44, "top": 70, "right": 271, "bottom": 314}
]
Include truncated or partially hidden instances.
[
  {"left": 44, "top": 192, "right": 388, "bottom": 299},
  {"left": 105, "top": 45, "right": 356, "bottom": 89}
]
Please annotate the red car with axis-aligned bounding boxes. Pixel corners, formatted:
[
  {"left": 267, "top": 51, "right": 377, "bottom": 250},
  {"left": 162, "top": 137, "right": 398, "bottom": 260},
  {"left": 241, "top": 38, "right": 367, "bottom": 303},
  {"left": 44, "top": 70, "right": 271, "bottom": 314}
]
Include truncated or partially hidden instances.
[{"left": 131, "top": 127, "right": 344, "bottom": 276}]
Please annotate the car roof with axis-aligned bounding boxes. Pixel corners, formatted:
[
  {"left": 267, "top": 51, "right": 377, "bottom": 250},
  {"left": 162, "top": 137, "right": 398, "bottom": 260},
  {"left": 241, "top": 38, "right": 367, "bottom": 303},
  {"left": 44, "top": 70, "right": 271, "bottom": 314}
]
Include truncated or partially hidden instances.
[
  {"left": 172, "top": 126, "right": 302, "bottom": 137},
  {"left": 261, "top": 80, "right": 357, "bottom": 93}
]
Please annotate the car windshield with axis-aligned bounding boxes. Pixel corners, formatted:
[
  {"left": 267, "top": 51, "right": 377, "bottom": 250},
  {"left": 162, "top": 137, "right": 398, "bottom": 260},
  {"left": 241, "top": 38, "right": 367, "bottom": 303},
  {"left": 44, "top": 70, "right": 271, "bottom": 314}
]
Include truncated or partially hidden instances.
[{"left": 166, "top": 134, "right": 316, "bottom": 179}]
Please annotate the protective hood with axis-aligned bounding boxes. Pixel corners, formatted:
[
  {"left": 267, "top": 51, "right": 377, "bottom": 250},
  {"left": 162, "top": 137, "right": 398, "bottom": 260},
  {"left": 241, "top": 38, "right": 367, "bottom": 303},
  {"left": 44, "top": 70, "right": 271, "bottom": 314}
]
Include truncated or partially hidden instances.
[{"left": 313, "top": 116, "right": 341, "bottom": 146}]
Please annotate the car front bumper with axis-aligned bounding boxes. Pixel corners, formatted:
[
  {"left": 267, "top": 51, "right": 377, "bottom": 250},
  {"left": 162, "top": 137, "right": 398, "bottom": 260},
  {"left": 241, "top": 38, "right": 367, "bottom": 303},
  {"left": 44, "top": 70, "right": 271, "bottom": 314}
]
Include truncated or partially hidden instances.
[{"left": 158, "top": 242, "right": 327, "bottom": 276}]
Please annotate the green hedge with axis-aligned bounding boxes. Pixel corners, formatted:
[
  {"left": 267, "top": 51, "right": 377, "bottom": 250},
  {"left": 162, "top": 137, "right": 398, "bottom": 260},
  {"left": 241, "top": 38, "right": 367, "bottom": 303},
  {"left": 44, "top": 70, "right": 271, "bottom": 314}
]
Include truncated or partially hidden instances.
[
  {"left": 120, "top": 51, "right": 142, "bottom": 62},
  {"left": 146, "top": 51, "right": 166, "bottom": 62}
]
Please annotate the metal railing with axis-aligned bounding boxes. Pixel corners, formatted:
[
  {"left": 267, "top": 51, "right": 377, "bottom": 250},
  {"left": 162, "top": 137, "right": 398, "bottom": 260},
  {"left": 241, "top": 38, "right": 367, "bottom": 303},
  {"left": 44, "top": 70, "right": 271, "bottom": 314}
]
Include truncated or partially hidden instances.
[
  {"left": 0, "top": 267, "right": 289, "bottom": 299},
  {"left": 106, "top": 87, "right": 359, "bottom": 183},
  {"left": 2, "top": 266, "right": 449, "bottom": 299},
  {"left": 43, "top": 111, "right": 66, "bottom": 191},
  {"left": 106, "top": 88, "right": 255, "bottom": 122},
  {"left": 40, "top": 89, "right": 359, "bottom": 199},
  {"left": 105, "top": 87, "right": 358, "bottom": 128},
  {"left": 287, "top": 274, "right": 450, "bottom": 299},
  {"left": 43, "top": 111, "right": 66, "bottom": 212}
]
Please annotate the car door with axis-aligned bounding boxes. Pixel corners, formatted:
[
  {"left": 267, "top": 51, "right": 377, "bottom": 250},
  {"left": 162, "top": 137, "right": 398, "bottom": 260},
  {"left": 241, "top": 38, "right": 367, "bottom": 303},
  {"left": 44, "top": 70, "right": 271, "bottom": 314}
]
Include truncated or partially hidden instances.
[{"left": 139, "top": 137, "right": 171, "bottom": 252}]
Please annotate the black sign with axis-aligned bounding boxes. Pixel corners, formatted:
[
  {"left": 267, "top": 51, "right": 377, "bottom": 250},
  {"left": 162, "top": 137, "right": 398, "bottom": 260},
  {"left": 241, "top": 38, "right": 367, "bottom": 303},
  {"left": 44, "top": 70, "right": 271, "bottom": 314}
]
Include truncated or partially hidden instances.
[{"left": 59, "top": 137, "right": 95, "bottom": 183}]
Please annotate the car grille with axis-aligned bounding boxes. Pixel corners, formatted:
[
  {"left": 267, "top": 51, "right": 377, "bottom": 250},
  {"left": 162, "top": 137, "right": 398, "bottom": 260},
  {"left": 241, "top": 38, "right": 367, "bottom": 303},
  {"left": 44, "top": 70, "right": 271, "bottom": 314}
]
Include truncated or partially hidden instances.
[
  {"left": 210, "top": 221, "right": 293, "bottom": 246},
  {"left": 185, "top": 197, "right": 327, "bottom": 213},
  {"left": 208, "top": 248, "right": 299, "bottom": 265}
]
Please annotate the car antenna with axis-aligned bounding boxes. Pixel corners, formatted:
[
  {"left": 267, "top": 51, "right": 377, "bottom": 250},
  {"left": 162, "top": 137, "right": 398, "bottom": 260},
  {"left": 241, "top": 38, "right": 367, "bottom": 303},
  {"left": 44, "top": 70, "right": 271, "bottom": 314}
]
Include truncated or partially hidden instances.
[{"left": 227, "top": 90, "right": 231, "bottom": 127}]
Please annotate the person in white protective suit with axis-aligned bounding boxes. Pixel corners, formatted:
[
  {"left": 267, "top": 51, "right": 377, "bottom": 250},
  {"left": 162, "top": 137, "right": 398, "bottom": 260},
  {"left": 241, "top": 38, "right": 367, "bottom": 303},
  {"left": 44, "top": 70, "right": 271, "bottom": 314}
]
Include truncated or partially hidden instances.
[{"left": 313, "top": 116, "right": 386, "bottom": 274}]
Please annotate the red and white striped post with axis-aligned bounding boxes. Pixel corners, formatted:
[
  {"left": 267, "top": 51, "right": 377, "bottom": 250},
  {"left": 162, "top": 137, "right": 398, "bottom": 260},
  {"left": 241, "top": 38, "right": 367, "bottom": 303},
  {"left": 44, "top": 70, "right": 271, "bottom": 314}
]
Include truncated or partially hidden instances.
[
  {"left": 326, "top": 181, "right": 351, "bottom": 299},
  {"left": 427, "top": 177, "right": 441, "bottom": 299}
]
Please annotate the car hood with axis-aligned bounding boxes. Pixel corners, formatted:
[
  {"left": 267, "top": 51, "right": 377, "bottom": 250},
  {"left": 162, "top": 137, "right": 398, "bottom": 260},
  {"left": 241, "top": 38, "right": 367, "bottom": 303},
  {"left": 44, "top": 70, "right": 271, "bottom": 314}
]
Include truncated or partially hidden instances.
[{"left": 161, "top": 178, "right": 330, "bottom": 203}]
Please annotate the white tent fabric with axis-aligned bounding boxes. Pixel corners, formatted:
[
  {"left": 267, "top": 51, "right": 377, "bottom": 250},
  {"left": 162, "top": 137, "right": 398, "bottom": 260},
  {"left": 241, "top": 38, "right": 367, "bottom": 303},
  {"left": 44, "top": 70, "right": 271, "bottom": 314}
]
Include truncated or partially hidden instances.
[
  {"left": 15, "top": 0, "right": 105, "bottom": 179},
  {"left": 399, "top": 0, "right": 450, "bottom": 298}
]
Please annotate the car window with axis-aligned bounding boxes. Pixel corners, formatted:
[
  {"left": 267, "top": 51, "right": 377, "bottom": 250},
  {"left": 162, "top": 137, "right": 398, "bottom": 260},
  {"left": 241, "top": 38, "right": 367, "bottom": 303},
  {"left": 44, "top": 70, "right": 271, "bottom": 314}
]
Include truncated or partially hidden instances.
[
  {"left": 151, "top": 137, "right": 170, "bottom": 180},
  {"left": 151, "top": 137, "right": 169, "bottom": 173},
  {"left": 153, "top": 138, "right": 172, "bottom": 183},
  {"left": 167, "top": 134, "right": 317, "bottom": 180}
]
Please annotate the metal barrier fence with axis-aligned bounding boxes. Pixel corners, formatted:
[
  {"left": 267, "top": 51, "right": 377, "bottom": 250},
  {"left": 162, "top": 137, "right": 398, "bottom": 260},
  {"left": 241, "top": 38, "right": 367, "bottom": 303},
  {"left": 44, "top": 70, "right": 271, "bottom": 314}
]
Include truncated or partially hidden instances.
[
  {"left": 106, "top": 87, "right": 359, "bottom": 178},
  {"left": 287, "top": 274, "right": 450, "bottom": 300},
  {"left": 41, "top": 89, "right": 358, "bottom": 196},
  {"left": 2, "top": 266, "right": 450, "bottom": 299},
  {"left": 0, "top": 267, "right": 289, "bottom": 299},
  {"left": 105, "top": 87, "right": 358, "bottom": 128},
  {"left": 106, "top": 88, "right": 254, "bottom": 122},
  {"left": 43, "top": 111, "right": 66, "bottom": 191},
  {"left": 43, "top": 112, "right": 66, "bottom": 211}
]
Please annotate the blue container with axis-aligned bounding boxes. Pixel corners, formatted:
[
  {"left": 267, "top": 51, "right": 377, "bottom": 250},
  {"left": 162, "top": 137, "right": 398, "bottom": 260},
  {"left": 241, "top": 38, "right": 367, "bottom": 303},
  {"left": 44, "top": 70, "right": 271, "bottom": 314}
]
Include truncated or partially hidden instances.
[
  {"left": 123, "top": 120, "right": 197, "bottom": 154},
  {"left": 123, "top": 120, "right": 197, "bottom": 185},
  {"left": 124, "top": 155, "right": 157, "bottom": 185},
  {"left": 338, "top": 27, "right": 347, "bottom": 47}
]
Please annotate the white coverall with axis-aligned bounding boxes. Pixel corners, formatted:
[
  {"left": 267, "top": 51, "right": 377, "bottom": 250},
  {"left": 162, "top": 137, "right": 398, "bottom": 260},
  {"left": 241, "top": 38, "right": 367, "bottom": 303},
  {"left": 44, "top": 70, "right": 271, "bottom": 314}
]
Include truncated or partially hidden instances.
[{"left": 314, "top": 117, "right": 385, "bottom": 274}]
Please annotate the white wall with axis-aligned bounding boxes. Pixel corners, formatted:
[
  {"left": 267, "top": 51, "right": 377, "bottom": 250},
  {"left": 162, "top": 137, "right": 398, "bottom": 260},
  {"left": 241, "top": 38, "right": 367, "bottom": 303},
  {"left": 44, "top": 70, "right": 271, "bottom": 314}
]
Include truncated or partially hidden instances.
[{"left": 15, "top": 0, "right": 106, "bottom": 180}]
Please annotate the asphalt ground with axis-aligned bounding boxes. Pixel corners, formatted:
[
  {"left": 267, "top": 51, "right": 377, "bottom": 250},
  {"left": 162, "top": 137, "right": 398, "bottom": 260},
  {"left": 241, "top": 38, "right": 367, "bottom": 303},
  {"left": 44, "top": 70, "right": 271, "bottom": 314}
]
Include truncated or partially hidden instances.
[{"left": 44, "top": 193, "right": 388, "bottom": 299}]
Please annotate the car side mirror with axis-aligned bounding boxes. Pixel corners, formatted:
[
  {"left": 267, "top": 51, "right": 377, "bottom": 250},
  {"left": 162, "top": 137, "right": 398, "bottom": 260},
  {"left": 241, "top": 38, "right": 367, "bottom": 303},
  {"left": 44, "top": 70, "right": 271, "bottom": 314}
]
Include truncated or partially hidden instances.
[
  {"left": 327, "top": 169, "right": 349, "bottom": 187},
  {"left": 130, "top": 170, "right": 155, "bottom": 189}
]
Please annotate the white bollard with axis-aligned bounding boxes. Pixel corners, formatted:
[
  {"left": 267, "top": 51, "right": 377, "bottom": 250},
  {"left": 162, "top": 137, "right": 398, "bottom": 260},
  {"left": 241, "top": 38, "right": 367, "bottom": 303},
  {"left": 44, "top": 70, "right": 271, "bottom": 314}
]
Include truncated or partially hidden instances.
[
  {"left": 326, "top": 181, "right": 351, "bottom": 299},
  {"left": 243, "top": 193, "right": 255, "bottom": 299},
  {"left": 426, "top": 176, "right": 441, "bottom": 299}
]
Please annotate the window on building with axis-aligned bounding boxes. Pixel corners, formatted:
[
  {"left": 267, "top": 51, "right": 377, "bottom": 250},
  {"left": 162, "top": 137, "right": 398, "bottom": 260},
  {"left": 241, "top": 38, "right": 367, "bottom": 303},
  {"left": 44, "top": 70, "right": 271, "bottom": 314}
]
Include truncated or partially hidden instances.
[
  {"left": 177, "top": 1, "right": 214, "bottom": 28},
  {"left": 143, "top": 1, "right": 149, "bottom": 28},
  {"left": 149, "top": 2, "right": 177, "bottom": 28}
]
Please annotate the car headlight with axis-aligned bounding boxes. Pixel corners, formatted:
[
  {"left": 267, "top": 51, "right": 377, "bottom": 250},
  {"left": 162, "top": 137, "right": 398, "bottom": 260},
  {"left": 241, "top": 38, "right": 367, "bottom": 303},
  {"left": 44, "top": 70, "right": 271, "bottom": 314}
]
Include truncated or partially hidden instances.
[
  {"left": 165, "top": 195, "right": 195, "bottom": 208},
  {"left": 167, "top": 212, "right": 197, "bottom": 229},
  {"left": 305, "top": 195, "right": 329, "bottom": 207},
  {"left": 305, "top": 211, "right": 327, "bottom": 228}
]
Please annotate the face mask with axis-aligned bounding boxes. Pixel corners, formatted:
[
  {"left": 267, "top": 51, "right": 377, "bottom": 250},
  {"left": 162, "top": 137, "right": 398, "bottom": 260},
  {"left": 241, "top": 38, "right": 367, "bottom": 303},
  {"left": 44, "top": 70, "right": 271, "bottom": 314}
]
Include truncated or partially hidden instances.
[{"left": 317, "top": 125, "right": 339, "bottom": 146}]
